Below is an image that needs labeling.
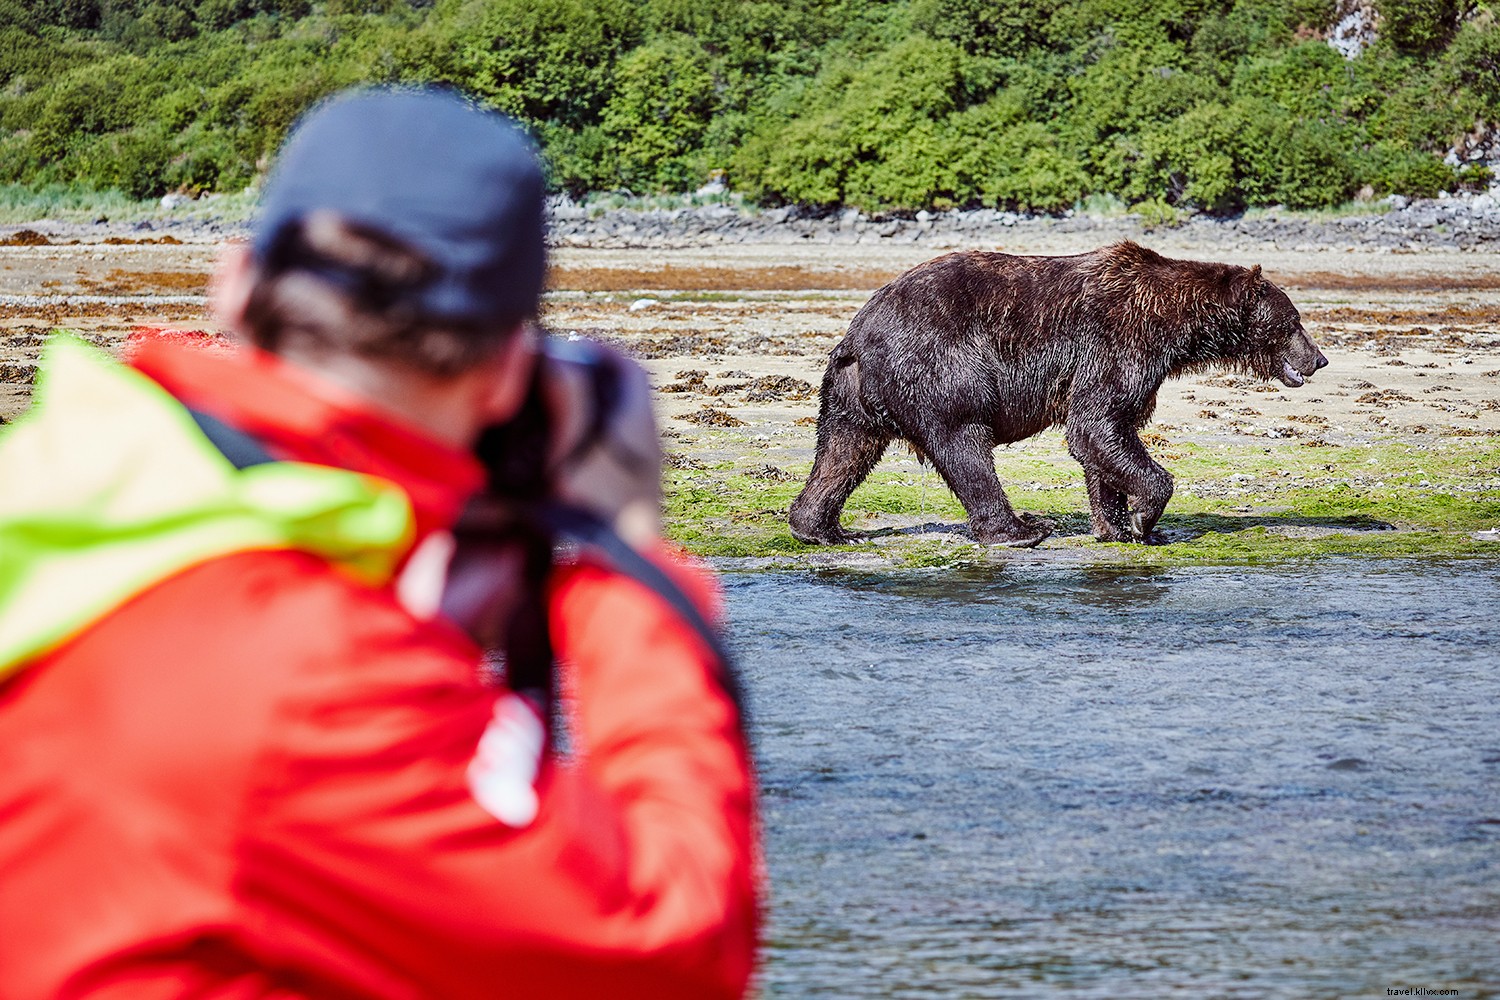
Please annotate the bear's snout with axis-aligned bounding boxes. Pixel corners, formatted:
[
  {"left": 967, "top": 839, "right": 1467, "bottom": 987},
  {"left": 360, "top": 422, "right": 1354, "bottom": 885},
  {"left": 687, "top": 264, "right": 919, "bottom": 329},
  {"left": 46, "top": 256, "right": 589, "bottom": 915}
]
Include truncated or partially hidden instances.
[{"left": 1278, "top": 328, "right": 1326, "bottom": 387}]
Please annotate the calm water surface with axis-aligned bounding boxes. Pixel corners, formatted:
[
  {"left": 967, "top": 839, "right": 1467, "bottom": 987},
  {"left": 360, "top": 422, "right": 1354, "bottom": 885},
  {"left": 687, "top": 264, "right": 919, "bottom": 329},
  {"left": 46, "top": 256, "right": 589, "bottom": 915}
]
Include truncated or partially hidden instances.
[{"left": 724, "top": 561, "right": 1500, "bottom": 998}]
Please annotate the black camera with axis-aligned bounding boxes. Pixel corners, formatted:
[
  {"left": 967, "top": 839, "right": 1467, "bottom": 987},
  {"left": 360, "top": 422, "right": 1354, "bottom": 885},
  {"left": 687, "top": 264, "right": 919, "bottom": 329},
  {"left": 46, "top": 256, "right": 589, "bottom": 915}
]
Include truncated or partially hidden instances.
[
  {"left": 472, "top": 335, "right": 625, "bottom": 504},
  {"left": 446, "top": 332, "right": 740, "bottom": 724},
  {"left": 446, "top": 334, "right": 625, "bottom": 709}
]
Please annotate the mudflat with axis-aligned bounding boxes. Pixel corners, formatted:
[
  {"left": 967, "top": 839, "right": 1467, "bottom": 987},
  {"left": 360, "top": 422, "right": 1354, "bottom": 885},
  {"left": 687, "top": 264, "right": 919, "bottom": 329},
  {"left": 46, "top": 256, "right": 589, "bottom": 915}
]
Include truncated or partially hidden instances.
[{"left": 2, "top": 224, "right": 1497, "bottom": 565}]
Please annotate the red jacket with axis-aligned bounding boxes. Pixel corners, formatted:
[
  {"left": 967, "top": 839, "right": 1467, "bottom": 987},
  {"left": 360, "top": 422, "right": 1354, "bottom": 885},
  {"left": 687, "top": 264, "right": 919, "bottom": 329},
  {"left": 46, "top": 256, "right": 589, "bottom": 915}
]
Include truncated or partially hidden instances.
[{"left": 0, "top": 339, "right": 758, "bottom": 998}]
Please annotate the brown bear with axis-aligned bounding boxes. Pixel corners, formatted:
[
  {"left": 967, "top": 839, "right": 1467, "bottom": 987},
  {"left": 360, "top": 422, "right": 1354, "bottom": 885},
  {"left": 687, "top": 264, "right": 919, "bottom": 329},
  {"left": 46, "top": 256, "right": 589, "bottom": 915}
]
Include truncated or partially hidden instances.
[{"left": 788, "top": 241, "right": 1328, "bottom": 546}]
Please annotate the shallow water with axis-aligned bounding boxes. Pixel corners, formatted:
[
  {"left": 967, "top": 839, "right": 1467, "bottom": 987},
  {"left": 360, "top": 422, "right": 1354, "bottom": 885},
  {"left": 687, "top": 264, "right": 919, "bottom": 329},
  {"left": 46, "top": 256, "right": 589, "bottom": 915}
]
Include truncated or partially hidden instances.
[{"left": 725, "top": 561, "right": 1500, "bottom": 998}]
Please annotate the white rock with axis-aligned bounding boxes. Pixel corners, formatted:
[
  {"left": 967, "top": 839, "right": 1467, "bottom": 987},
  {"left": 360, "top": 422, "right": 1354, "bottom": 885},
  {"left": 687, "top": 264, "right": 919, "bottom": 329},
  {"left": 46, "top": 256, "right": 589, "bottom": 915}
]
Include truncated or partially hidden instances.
[{"left": 629, "top": 298, "right": 658, "bottom": 312}]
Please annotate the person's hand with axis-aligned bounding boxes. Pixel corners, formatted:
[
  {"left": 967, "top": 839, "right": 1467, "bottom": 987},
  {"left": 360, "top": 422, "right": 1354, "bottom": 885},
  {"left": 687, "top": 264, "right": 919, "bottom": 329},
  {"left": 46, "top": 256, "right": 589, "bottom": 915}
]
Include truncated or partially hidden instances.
[{"left": 538, "top": 337, "right": 663, "bottom": 548}]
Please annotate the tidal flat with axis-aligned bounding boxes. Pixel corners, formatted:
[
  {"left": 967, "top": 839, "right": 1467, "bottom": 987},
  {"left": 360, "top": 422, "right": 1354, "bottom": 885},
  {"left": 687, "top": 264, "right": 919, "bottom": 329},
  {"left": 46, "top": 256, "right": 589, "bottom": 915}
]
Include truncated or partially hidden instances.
[
  {"left": 542, "top": 239, "right": 1500, "bottom": 567},
  {"left": 0, "top": 223, "right": 1497, "bottom": 566}
]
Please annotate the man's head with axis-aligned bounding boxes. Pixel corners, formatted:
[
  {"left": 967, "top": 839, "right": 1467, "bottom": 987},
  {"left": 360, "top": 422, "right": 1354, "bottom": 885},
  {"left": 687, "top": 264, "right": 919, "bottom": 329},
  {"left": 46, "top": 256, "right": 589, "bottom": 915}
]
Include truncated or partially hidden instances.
[{"left": 214, "top": 87, "right": 547, "bottom": 443}]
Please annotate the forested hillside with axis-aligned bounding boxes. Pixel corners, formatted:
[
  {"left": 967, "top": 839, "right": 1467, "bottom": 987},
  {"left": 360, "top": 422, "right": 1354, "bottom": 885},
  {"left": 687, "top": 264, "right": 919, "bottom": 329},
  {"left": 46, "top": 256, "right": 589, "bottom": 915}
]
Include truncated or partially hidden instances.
[{"left": 1, "top": 0, "right": 1496, "bottom": 214}]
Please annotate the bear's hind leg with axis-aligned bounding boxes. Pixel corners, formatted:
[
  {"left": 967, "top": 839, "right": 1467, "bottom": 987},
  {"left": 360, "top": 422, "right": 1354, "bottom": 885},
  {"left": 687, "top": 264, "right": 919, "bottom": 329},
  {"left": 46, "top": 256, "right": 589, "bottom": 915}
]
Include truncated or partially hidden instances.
[
  {"left": 923, "top": 425, "right": 1052, "bottom": 547},
  {"left": 789, "top": 417, "right": 891, "bottom": 544}
]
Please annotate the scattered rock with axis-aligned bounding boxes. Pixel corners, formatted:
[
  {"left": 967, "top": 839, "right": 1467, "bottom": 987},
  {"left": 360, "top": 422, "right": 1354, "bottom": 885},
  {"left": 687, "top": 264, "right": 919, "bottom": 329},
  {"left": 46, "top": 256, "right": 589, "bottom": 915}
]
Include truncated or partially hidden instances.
[{"left": 745, "top": 464, "right": 795, "bottom": 481}]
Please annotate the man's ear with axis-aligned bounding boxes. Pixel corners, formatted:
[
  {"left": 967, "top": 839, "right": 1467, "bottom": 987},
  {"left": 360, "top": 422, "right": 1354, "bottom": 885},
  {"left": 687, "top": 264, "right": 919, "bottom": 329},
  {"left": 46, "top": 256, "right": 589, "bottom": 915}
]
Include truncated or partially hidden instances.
[
  {"left": 477, "top": 324, "right": 540, "bottom": 427},
  {"left": 210, "top": 241, "right": 256, "bottom": 341}
]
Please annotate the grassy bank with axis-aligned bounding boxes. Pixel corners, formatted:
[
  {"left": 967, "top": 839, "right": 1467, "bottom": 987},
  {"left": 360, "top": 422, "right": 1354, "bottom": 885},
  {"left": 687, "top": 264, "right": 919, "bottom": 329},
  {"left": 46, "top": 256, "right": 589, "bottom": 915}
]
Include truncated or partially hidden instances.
[
  {"left": 0, "top": 184, "right": 258, "bottom": 225},
  {"left": 663, "top": 433, "right": 1500, "bottom": 567}
]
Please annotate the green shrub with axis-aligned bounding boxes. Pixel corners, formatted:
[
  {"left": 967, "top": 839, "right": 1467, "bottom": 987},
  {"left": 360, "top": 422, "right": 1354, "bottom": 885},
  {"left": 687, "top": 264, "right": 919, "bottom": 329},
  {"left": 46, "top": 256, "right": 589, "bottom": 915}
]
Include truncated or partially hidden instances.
[
  {"left": 0, "top": 0, "right": 1489, "bottom": 211},
  {"left": 1122, "top": 102, "right": 1246, "bottom": 212},
  {"left": 1274, "top": 121, "right": 1357, "bottom": 207},
  {"left": 736, "top": 37, "right": 972, "bottom": 209},
  {"left": 910, "top": 0, "right": 1058, "bottom": 59},
  {"left": 946, "top": 102, "right": 1086, "bottom": 212},
  {"left": 1368, "top": 149, "right": 1459, "bottom": 196},
  {"left": 1131, "top": 195, "right": 1185, "bottom": 229},
  {"left": 1439, "top": 12, "right": 1500, "bottom": 104},
  {"left": 600, "top": 34, "right": 714, "bottom": 192},
  {"left": 451, "top": 0, "right": 641, "bottom": 128},
  {"left": 72, "top": 125, "right": 175, "bottom": 198},
  {"left": 1377, "top": 0, "right": 1470, "bottom": 54}
]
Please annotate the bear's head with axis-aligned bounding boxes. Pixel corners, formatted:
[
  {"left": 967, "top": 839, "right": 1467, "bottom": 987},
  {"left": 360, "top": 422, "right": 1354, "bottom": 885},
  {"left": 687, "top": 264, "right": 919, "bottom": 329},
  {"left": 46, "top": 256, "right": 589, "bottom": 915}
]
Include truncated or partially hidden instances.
[{"left": 1243, "top": 267, "right": 1327, "bottom": 387}]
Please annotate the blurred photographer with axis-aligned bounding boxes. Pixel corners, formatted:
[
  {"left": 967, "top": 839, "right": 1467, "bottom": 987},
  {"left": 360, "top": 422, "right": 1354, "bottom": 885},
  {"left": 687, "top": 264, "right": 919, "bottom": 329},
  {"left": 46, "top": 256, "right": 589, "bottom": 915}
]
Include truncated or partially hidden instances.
[{"left": 0, "top": 88, "right": 757, "bottom": 998}]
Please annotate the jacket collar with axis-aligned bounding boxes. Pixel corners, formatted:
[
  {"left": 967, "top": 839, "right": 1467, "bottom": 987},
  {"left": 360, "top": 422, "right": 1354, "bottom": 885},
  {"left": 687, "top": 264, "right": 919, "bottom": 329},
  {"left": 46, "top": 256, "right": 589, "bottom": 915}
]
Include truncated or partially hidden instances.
[
  {"left": 0, "top": 337, "right": 421, "bottom": 678},
  {"left": 130, "top": 337, "right": 486, "bottom": 543}
]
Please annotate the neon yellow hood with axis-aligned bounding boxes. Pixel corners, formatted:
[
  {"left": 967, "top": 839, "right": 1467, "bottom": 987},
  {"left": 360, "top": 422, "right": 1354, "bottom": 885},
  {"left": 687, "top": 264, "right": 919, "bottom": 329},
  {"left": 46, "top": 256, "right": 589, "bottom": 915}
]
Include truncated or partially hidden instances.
[{"left": 0, "top": 336, "right": 416, "bottom": 679}]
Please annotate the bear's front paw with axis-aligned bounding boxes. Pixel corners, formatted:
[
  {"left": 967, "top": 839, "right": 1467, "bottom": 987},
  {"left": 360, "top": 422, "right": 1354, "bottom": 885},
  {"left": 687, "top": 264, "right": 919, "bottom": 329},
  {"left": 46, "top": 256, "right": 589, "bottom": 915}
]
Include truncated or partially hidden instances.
[
  {"left": 972, "top": 513, "right": 1053, "bottom": 548},
  {"left": 790, "top": 523, "right": 860, "bottom": 545}
]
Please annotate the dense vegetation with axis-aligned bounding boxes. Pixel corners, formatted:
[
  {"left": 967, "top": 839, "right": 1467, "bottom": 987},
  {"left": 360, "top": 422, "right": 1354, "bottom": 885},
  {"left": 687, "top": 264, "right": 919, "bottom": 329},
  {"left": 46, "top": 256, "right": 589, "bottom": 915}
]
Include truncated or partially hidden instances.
[{"left": 0, "top": 0, "right": 1496, "bottom": 214}]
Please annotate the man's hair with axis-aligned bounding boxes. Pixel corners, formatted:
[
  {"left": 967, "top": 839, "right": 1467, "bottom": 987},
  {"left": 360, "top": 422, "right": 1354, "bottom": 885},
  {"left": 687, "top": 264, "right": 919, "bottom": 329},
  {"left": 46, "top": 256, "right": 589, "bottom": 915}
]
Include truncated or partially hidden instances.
[{"left": 242, "top": 212, "right": 525, "bottom": 378}]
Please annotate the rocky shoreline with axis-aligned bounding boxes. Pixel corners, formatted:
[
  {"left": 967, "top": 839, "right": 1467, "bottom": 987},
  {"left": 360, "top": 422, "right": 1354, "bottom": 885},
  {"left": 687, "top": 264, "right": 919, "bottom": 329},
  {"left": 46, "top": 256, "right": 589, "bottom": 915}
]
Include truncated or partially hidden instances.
[
  {"left": 545, "top": 191, "right": 1500, "bottom": 252},
  {"left": 6, "top": 189, "right": 1500, "bottom": 253}
]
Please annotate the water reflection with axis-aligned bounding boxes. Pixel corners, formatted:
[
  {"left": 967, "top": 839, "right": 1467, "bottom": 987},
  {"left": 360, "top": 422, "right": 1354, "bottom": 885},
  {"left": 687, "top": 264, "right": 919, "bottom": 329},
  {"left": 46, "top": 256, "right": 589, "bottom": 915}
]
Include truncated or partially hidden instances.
[
  {"left": 812, "top": 563, "right": 1176, "bottom": 610},
  {"left": 729, "top": 560, "right": 1500, "bottom": 998},
  {"left": 1071, "top": 565, "right": 1173, "bottom": 608}
]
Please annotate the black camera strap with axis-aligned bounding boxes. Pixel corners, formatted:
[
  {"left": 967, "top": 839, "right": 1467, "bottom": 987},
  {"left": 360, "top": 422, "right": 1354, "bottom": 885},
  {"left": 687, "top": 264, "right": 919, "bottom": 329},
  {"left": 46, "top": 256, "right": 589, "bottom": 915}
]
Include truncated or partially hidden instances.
[
  {"left": 189, "top": 408, "right": 275, "bottom": 470},
  {"left": 538, "top": 504, "right": 743, "bottom": 719}
]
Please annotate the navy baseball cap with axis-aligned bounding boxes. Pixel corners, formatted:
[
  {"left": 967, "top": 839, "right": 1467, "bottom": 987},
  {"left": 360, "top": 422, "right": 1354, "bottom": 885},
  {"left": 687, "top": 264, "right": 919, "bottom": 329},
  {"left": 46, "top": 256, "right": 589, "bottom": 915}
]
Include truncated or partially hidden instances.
[{"left": 253, "top": 87, "right": 546, "bottom": 326}]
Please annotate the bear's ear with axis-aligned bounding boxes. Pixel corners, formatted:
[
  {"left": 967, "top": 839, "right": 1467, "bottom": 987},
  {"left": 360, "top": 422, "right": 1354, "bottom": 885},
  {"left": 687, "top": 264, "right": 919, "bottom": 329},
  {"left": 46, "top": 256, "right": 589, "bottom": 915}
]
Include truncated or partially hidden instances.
[{"left": 1241, "top": 264, "right": 1265, "bottom": 300}]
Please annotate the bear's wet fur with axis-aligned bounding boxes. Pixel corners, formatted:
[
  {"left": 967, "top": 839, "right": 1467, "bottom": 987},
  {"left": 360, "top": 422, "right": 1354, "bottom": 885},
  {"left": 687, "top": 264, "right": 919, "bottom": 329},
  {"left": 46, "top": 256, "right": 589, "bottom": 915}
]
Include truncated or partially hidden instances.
[{"left": 789, "top": 241, "right": 1328, "bottom": 546}]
